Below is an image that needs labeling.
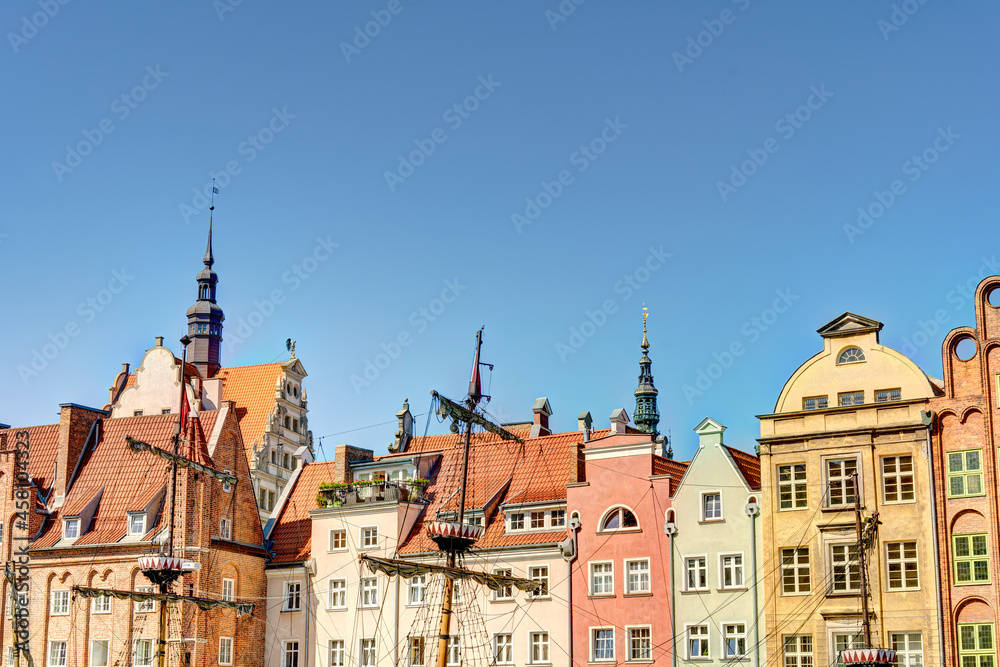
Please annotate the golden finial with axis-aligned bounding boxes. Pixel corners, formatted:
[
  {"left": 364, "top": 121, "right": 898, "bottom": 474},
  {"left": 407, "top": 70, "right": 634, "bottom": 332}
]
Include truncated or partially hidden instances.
[{"left": 641, "top": 305, "right": 649, "bottom": 349}]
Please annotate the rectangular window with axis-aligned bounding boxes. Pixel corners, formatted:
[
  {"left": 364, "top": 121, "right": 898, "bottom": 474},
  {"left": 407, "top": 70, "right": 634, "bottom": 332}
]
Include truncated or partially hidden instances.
[
  {"left": 528, "top": 566, "right": 549, "bottom": 598},
  {"left": 702, "top": 493, "right": 722, "bottom": 520},
  {"left": 626, "top": 559, "right": 650, "bottom": 594},
  {"left": 283, "top": 641, "right": 300, "bottom": 667},
  {"left": 493, "top": 568, "right": 513, "bottom": 600},
  {"left": 590, "top": 562, "right": 614, "bottom": 596},
  {"left": 51, "top": 589, "right": 69, "bottom": 615},
  {"left": 958, "top": 624, "right": 994, "bottom": 667},
  {"left": 886, "top": 542, "right": 919, "bottom": 590},
  {"left": 783, "top": 635, "right": 813, "bottom": 667},
  {"left": 92, "top": 594, "right": 111, "bottom": 614},
  {"left": 510, "top": 512, "right": 525, "bottom": 530},
  {"left": 222, "top": 578, "right": 235, "bottom": 602},
  {"left": 360, "top": 639, "right": 376, "bottom": 667},
  {"left": 685, "top": 556, "right": 708, "bottom": 591},
  {"left": 361, "top": 526, "right": 378, "bottom": 549},
  {"left": 688, "top": 625, "right": 709, "bottom": 660},
  {"left": 724, "top": 624, "right": 747, "bottom": 660},
  {"left": 219, "top": 517, "right": 231, "bottom": 540},
  {"left": 781, "top": 548, "right": 811, "bottom": 594},
  {"left": 949, "top": 450, "right": 984, "bottom": 498},
  {"left": 838, "top": 391, "right": 864, "bottom": 407},
  {"left": 530, "top": 632, "right": 549, "bottom": 664},
  {"left": 330, "top": 640, "right": 346, "bottom": 667},
  {"left": 778, "top": 464, "right": 808, "bottom": 509},
  {"left": 530, "top": 511, "right": 546, "bottom": 529},
  {"left": 803, "top": 396, "right": 828, "bottom": 410},
  {"left": 329, "top": 529, "right": 347, "bottom": 551},
  {"left": 361, "top": 577, "right": 378, "bottom": 607},
  {"left": 494, "top": 634, "right": 513, "bottom": 665},
  {"left": 409, "top": 575, "right": 427, "bottom": 605},
  {"left": 48, "top": 642, "right": 67, "bottom": 667},
  {"left": 283, "top": 581, "right": 302, "bottom": 611},
  {"left": 218, "top": 637, "right": 233, "bottom": 666},
  {"left": 883, "top": 456, "right": 915, "bottom": 502},
  {"left": 826, "top": 458, "right": 858, "bottom": 507},
  {"left": 551, "top": 509, "right": 566, "bottom": 527},
  {"left": 64, "top": 519, "right": 79, "bottom": 539},
  {"left": 721, "top": 554, "right": 744, "bottom": 588},
  {"left": 135, "top": 586, "right": 155, "bottom": 612},
  {"left": 447, "top": 637, "right": 460, "bottom": 666},
  {"left": 128, "top": 514, "right": 146, "bottom": 536},
  {"left": 627, "top": 627, "right": 651, "bottom": 662},
  {"left": 134, "top": 640, "right": 153, "bottom": 667},
  {"left": 875, "top": 388, "right": 902, "bottom": 402},
  {"left": 834, "top": 632, "right": 864, "bottom": 667},
  {"left": 329, "top": 579, "right": 347, "bottom": 609},
  {"left": 91, "top": 639, "right": 109, "bottom": 667},
  {"left": 954, "top": 534, "right": 991, "bottom": 584},
  {"left": 890, "top": 633, "right": 923, "bottom": 667},
  {"left": 407, "top": 637, "right": 424, "bottom": 667},
  {"left": 592, "top": 628, "right": 615, "bottom": 662},
  {"left": 830, "top": 544, "right": 861, "bottom": 593}
]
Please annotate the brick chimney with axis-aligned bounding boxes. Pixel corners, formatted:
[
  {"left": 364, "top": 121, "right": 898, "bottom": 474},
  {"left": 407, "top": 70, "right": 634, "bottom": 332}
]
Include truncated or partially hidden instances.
[
  {"left": 334, "top": 444, "right": 374, "bottom": 483},
  {"left": 530, "top": 398, "right": 553, "bottom": 438},
  {"left": 55, "top": 404, "right": 106, "bottom": 505}
]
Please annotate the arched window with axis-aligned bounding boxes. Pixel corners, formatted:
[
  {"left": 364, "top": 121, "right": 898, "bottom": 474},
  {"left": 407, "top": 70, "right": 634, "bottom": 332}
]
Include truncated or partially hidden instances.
[
  {"left": 599, "top": 506, "right": 638, "bottom": 532},
  {"left": 837, "top": 346, "right": 866, "bottom": 364}
]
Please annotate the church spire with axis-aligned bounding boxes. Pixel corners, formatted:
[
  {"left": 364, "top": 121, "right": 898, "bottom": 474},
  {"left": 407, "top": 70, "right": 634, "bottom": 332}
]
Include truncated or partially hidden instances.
[
  {"left": 186, "top": 202, "right": 225, "bottom": 378},
  {"left": 633, "top": 306, "right": 660, "bottom": 438}
]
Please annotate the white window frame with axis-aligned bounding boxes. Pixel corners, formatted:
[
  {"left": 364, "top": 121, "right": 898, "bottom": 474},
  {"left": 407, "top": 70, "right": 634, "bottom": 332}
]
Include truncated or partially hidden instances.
[
  {"left": 719, "top": 552, "right": 745, "bottom": 590},
  {"left": 406, "top": 637, "right": 424, "bottom": 667},
  {"left": 701, "top": 491, "right": 723, "bottom": 521},
  {"left": 282, "top": 640, "right": 300, "bottom": 667},
  {"left": 590, "top": 561, "right": 614, "bottom": 596},
  {"left": 408, "top": 574, "right": 427, "bottom": 606},
  {"left": 63, "top": 518, "right": 80, "bottom": 540},
  {"left": 687, "top": 624, "right": 710, "bottom": 660},
  {"left": 360, "top": 638, "right": 376, "bottom": 667},
  {"left": 91, "top": 593, "right": 111, "bottom": 614},
  {"left": 626, "top": 625, "right": 652, "bottom": 663},
  {"left": 783, "top": 635, "right": 813, "bottom": 667},
  {"left": 777, "top": 463, "right": 808, "bottom": 510},
  {"left": 885, "top": 541, "right": 919, "bottom": 591},
  {"left": 329, "top": 639, "right": 346, "bottom": 667},
  {"left": 550, "top": 509, "right": 566, "bottom": 527},
  {"left": 493, "top": 633, "right": 513, "bottom": 665},
  {"left": 824, "top": 456, "right": 860, "bottom": 508},
  {"left": 48, "top": 641, "right": 68, "bottom": 667},
  {"left": 829, "top": 543, "right": 861, "bottom": 594},
  {"left": 832, "top": 630, "right": 864, "bottom": 667},
  {"left": 329, "top": 529, "right": 347, "bottom": 552},
  {"left": 360, "top": 526, "right": 379, "bottom": 549},
  {"left": 527, "top": 565, "right": 549, "bottom": 599},
  {"left": 684, "top": 555, "right": 709, "bottom": 591},
  {"left": 492, "top": 568, "right": 513, "bottom": 600},
  {"left": 218, "top": 637, "right": 233, "bottom": 666},
  {"left": 51, "top": 589, "right": 70, "bottom": 615},
  {"left": 590, "top": 626, "right": 615, "bottom": 663},
  {"left": 90, "top": 638, "right": 110, "bottom": 667},
  {"left": 360, "top": 577, "right": 379, "bottom": 608},
  {"left": 780, "top": 547, "right": 811, "bottom": 595},
  {"left": 722, "top": 623, "right": 747, "bottom": 660},
  {"left": 133, "top": 639, "right": 153, "bottom": 667},
  {"left": 283, "top": 581, "right": 302, "bottom": 611},
  {"left": 446, "top": 636, "right": 461, "bottom": 666},
  {"left": 135, "top": 585, "right": 155, "bottom": 612},
  {"left": 881, "top": 455, "right": 915, "bottom": 503},
  {"left": 598, "top": 505, "right": 640, "bottom": 533},
  {"left": 127, "top": 513, "right": 146, "bottom": 536},
  {"left": 529, "top": 510, "right": 546, "bottom": 529},
  {"left": 528, "top": 631, "right": 550, "bottom": 665},
  {"left": 328, "top": 579, "right": 347, "bottom": 609},
  {"left": 890, "top": 632, "right": 923, "bottom": 667},
  {"left": 509, "top": 512, "right": 525, "bottom": 531},
  {"left": 222, "top": 577, "right": 235, "bottom": 602},
  {"left": 219, "top": 517, "right": 232, "bottom": 540},
  {"left": 625, "top": 558, "right": 651, "bottom": 594}
]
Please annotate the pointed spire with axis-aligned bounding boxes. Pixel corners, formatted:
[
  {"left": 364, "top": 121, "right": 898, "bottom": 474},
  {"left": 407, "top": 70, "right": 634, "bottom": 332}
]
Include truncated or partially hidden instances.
[
  {"left": 633, "top": 306, "right": 660, "bottom": 438},
  {"left": 641, "top": 305, "right": 650, "bottom": 350},
  {"left": 204, "top": 215, "right": 214, "bottom": 267}
]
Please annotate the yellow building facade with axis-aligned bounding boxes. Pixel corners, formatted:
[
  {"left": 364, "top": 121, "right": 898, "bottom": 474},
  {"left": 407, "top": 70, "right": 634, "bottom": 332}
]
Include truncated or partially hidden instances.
[{"left": 758, "top": 313, "right": 944, "bottom": 667}]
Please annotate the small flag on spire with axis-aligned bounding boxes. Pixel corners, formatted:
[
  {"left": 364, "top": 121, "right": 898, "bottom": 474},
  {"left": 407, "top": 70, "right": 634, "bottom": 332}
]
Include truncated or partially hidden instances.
[{"left": 212, "top": 187, "right": 219, "bottom": 194}]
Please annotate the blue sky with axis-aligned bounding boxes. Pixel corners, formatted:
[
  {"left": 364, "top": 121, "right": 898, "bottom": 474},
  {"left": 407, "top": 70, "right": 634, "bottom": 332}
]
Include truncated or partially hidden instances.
[{"left": 2, "top": 1, "right": 997, "bottom": 460}]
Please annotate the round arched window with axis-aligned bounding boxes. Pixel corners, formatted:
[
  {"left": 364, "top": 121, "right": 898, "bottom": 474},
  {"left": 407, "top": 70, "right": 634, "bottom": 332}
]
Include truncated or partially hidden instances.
[
  {"left": 836, "top": 346, "right": 866, "bottom": 364},
  {"left": 599, "top": 506, "right": 638, "bottom": 532}
]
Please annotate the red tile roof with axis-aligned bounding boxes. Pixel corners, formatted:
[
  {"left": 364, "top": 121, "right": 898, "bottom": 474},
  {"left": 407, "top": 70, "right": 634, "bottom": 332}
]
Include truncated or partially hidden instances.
[
  {"left": 269, "top": 462, "right": 338, "bottom": 563},
  {"left": 724, "top": 445, "right": 761, "bottom": 490},
  {"left": 0, "top": 424, "right": 60, "bottom": 498},
  {"left": 216, "top": 363, "right": 285, "bottom": 463},
  {"left": 401, "top": 424, "right": 533, "bottom": 455},
  {"left": 653, "top": 456, "right": 689, "bottom": 480}
]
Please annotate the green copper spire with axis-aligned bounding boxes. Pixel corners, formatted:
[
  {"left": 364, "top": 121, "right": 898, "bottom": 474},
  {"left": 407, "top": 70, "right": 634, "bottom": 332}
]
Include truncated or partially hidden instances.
[{"left": 633, "top": 306, "right": 660, "bottom": 437}]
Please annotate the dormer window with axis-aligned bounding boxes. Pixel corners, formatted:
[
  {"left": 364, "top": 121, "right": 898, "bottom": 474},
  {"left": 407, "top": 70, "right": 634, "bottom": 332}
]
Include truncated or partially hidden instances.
[
  {"left": 128, "top": 514, "right": 146, "bottom": 537},
  {"left": 64, "top": 518, "right": 80, "bottom": 540},
  {"left": 837, "top": 347, "right": 866, "bottom": 364}
]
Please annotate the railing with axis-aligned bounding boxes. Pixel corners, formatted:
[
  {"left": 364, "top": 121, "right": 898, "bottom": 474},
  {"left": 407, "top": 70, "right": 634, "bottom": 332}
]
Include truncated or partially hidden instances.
[{"left": 317, "top": 481, "right": 428, "bottom": 508}]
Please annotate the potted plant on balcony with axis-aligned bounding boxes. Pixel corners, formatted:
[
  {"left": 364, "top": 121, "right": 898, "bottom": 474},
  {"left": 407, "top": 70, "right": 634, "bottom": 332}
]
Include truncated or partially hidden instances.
[
  {"left": 408, "top": 478, "right": 430, "bottom": 502},
  {"left": 316, "top": 482, "right": 348, "bottom": 508}
]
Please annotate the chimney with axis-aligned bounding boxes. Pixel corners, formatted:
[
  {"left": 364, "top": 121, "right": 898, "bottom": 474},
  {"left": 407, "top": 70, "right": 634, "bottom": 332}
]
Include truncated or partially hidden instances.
[
  {"left": 333, "top": 444, "right": 374, "bottom": 483},
  {"left": 577, "top": 411, "right": 592, "bottom": 441},
  {"left": 155, "top": 336, "right": 164, "bottom": 347},
  {"left": 609, "top": 408, "right": 630, "bottom": 436},
  {"left": 55, "top": 404, "right": 106, "bottom": 505},
  {"left": 391, "top": 398, "right": 413, "bottom": 453},
  {"left": 530, "top": 398, "right": 553, "bottom": 438}
]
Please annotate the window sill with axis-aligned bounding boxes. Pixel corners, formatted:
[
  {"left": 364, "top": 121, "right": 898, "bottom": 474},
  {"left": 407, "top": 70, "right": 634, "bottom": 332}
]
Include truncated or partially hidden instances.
[
  {"left": 527, "top": 596, "right": 552, "bottom": 602},
  {"left": 280, "top": 608, "right": 301, "bottom": 613},
  {"left": 597, "top": 528, "right": 642, "bottom": 535},
  {"left": 588, "top": 594, "right": 616, "bottom": 600},
  {"left": 624, "top": 592, "right": 653, "bottom": 597},
  {"left": 680, "top": 589, "right": 709, "bottom": 594},
  {"left": 698, "top": 519, "right": 725, "bottom": 525},
  {"left": 777, "top": 507, "right": 809, "bottom": 512},
  {"left": 954, "top": 581, "right": 992, "bottom": 587},
  {"left": 491, "top": 598, "right": 515, "bottom": 603},
  {"left": 718, "top": 587, "right": 748, "bottom": 592},
  {"left": 821, "top": 506, "right": 855, "bottom": 513},
  {"left": 327, "top": 606, "right": 348, "bottom": 612},
  {"left": 625, "top": 661, "right": 654, "bottom": 664},
  {"left": 825, "top": 591, "right": 861, "bottom": 598}
]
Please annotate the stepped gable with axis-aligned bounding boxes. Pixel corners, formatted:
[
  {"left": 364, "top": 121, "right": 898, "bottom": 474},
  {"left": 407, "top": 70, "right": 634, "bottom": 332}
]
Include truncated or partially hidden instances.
[{"left": 269, "top": 461, "right": 337, "bottom": 563}]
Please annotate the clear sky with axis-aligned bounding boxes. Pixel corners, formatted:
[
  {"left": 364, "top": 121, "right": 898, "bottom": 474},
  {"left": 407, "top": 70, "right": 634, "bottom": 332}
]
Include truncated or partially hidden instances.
[{"left": 3, "top": 1, "right": 997, "bottom": 461}]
